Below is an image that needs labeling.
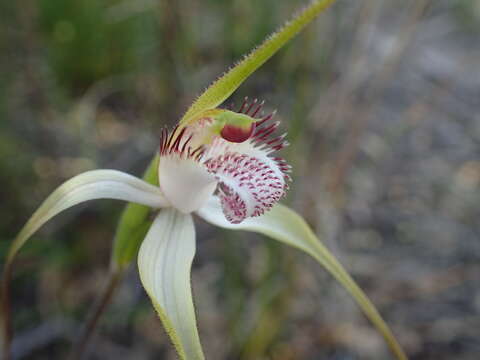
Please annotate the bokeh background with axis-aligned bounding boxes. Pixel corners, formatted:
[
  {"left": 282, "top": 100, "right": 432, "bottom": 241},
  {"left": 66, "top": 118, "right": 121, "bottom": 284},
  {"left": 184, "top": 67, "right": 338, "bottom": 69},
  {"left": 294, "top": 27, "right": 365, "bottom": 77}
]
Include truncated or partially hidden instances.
[{"left": 1, "top": 0, "right": 480, "bottom": 359}]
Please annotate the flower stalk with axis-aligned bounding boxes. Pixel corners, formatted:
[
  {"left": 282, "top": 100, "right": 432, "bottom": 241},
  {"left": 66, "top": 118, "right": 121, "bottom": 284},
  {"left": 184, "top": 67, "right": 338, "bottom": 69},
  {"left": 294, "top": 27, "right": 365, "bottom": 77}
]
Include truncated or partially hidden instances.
[
  {"left": 1, "top": 263, "right": 13, "bottom": 360},
  {"left": 67, "top": 269, "right": 124, "bottom": 360}
]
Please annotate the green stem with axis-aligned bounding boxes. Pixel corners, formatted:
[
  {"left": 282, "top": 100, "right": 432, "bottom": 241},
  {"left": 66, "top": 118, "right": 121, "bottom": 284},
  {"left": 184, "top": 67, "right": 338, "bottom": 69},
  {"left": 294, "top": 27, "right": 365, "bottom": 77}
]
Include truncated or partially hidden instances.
[
  {"left": 67, "top": 269, "right": 124, "bottom": 360},
  {"left": 1, "top": 261, "right": 13, "bottom": 360}
]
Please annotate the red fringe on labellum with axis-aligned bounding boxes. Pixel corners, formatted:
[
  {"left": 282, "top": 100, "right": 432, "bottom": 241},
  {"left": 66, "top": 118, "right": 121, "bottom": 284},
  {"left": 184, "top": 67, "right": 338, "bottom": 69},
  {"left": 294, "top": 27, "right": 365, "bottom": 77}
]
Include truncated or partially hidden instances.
[
  {"left": 159, "top": 125, "right": 204, "bottom": 161},
  {"left": 228, "top": 98, "right": 291, "bottom": 181},
  {"left": 236, "top": 99, "right": 287, "bottom": 150}
]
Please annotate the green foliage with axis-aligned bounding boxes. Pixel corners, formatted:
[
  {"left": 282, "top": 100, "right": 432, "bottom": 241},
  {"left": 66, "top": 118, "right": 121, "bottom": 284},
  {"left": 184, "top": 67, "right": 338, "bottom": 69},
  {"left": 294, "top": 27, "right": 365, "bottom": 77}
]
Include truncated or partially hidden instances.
[
  {"left": 38, "top": 0, "right": 158, "bottom": 92},
  {"left": 453, "top": 0, "right": 480, "bottom": 31}
]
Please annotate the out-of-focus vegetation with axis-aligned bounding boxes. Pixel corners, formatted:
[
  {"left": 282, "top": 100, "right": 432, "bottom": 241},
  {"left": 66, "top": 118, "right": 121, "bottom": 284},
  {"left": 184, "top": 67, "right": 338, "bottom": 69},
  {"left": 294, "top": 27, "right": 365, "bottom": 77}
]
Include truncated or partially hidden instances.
[{"left": 1, "top": 0, "right": 480, "bottom": 359}]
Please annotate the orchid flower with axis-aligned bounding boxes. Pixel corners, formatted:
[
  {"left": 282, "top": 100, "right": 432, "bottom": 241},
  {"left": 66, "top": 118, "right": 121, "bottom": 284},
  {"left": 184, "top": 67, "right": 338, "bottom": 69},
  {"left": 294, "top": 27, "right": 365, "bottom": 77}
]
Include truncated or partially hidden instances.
[{"left": 1, "top": 1, "right": 408, "bottom": 360}]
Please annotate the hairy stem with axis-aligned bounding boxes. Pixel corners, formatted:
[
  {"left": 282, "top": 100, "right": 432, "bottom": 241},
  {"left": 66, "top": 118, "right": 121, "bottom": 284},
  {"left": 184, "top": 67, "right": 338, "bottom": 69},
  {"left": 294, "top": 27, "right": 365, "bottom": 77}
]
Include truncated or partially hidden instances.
[{"left": 67, "top": 269, "right": 124, "bottom": 360}]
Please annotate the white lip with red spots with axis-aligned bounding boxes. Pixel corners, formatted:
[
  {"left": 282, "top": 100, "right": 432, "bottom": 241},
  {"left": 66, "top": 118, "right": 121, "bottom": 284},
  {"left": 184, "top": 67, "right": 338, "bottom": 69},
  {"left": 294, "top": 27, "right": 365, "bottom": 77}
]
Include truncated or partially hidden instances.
[{"left": 158, "top": 99, "right": 291, "bottom": 224}]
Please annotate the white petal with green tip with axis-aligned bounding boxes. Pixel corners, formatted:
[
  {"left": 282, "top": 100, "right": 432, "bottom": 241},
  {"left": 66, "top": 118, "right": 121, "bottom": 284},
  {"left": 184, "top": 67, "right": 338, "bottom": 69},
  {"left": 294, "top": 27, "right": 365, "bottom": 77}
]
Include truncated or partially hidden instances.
[
  {"left": 5, "top": 169, "right": 169, "bottom": 265},
  {"left": 137, "top": 209, "right": 204, "bottom": 360},
  {"left": 197, "top": 196, "right": 407, "bottom": 360}
]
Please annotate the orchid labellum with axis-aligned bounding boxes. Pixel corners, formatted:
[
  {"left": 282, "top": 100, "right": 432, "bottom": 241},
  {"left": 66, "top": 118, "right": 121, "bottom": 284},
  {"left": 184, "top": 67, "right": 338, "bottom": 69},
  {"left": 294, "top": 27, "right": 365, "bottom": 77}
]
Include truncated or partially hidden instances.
[
  {"left": 1, "top": 1, "right": 408, "bottom": 360},
  {"left": 159, "top": 101, "right": 289, "bottom": 224}
]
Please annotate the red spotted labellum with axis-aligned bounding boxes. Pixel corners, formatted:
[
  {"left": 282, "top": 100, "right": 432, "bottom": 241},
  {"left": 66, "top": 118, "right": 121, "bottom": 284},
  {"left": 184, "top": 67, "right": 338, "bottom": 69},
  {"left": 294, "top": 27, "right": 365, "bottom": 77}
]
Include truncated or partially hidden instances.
[{"left": 158, "top": 98, "right": 291, "bottom": 224}]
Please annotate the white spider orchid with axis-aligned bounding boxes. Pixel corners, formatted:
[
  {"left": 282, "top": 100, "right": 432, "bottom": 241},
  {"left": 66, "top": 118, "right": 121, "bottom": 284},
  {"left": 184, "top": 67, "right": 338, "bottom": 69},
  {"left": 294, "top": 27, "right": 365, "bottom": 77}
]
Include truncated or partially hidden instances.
[
  {"left": 158, "top": 103, "right": 289, "bottom": 223},
  {"left": 1, "top": 1, "right": 408, "bottom": 360}
]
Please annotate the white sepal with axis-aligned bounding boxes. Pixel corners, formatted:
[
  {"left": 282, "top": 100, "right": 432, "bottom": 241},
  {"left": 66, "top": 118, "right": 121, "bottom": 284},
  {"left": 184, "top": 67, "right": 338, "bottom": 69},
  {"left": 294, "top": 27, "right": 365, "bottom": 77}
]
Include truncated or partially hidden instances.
[
  {"left": 137, "top": 209, "right": 204, "bottom": 360},
  {"left": 197, "top": 196, "right": 407, "bottom": 360},
  {"left": 6, "top": 169, "right": 169, "bottom": 264}
]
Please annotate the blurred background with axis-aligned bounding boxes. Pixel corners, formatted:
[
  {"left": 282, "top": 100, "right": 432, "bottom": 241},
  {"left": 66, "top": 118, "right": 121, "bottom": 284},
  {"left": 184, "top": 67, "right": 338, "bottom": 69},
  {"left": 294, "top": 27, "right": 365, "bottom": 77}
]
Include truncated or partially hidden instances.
[{"left": 1, "top": 0, "right": 480, "bottom": 359}]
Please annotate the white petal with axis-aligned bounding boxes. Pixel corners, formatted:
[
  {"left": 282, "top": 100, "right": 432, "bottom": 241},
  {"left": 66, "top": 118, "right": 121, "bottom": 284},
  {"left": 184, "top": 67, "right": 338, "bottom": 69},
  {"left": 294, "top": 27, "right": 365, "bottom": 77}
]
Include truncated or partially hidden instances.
[
  {"left": 6, "top": 169, "right": 169, "bottom": 264},
  {"left": 197, "top": 196, "right": 407, "bottom": 360},
  {"left": 159, "top": 154, "right": 217, "bottom": 214},
  {"left": 138, "top": 209, "right": 204, "bottom": 360}
]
